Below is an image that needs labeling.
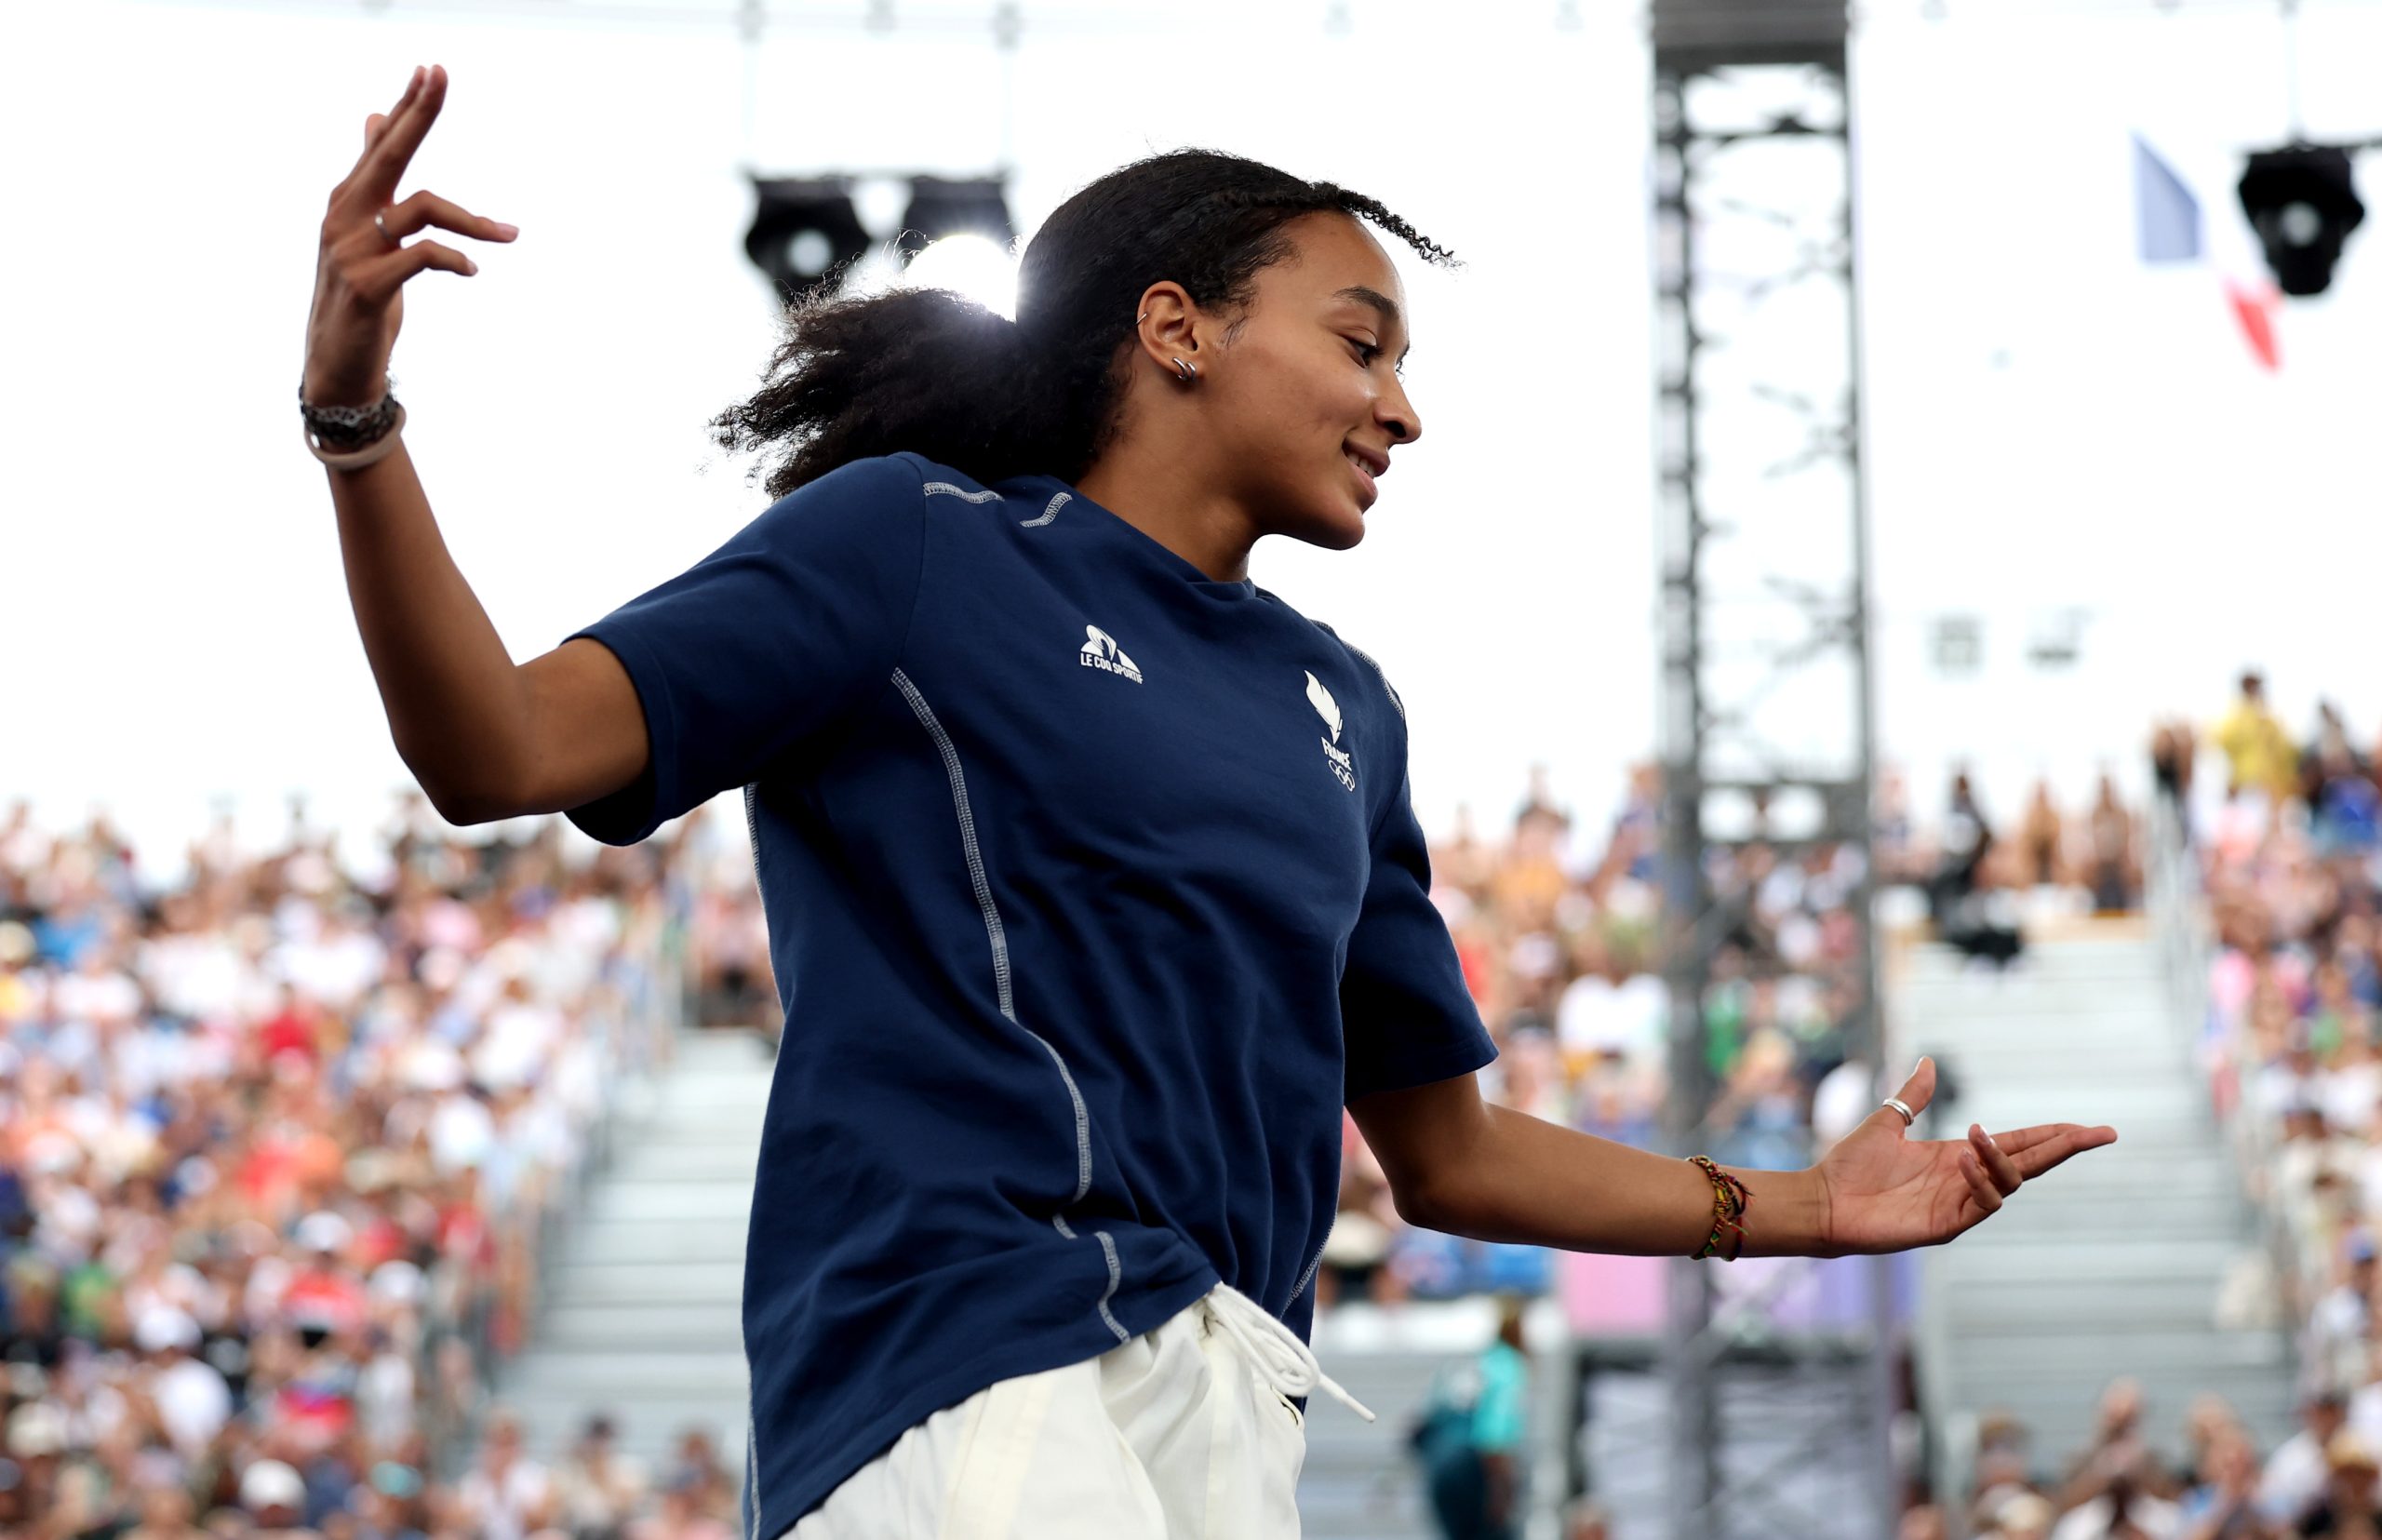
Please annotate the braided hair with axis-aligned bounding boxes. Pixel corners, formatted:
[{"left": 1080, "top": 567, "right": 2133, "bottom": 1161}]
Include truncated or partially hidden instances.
[{"left": 710, "top": 148, "right": 1459, "bottom": 500}]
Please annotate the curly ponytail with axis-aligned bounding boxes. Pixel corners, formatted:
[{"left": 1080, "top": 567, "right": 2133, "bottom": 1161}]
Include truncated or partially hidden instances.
[{"left": 710, "top": 148, "right": 1459, "bottom": 501}]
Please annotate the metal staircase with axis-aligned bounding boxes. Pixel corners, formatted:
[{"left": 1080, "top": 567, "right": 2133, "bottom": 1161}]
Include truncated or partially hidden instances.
[
  {"left": 1901, "top": 935, "right": 2297, "bottom": 1517},
  {"left": 496, "top": 1026, "right": 770, "bottom": 1473}
]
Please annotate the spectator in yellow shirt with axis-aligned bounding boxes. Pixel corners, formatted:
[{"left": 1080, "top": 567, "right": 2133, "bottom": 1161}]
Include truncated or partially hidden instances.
[{"left": 2211, "top": 671, "right": 2300, "bottom": 805}]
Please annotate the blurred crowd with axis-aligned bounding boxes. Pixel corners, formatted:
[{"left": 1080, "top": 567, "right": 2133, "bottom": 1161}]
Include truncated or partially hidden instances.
[
  {"left": 13, "top": 663, "right": 2377, "bottom": 1538},
  {"left": 0, "top": 793, "right": 751, "bottom": 1540},
  {"left": 1888, "top": 1374, "right": 2376, "bottom": 1540}
]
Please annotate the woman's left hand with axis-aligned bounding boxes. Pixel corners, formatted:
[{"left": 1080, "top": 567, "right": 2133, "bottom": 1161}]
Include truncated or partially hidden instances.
[{"left": 1811, "top": 1057, "right": 2119, "bottom": 1257}]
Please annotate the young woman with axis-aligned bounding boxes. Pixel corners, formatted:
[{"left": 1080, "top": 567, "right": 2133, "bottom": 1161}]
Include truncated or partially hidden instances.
[{"left": 304, "top": 62, "right": 2120, "bottom": 1540}]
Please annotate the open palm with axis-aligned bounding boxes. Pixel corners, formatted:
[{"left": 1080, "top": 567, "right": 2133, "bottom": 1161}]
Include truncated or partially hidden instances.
[{"left": 1813, "top": 1057, "right": 2120, "bottom": 1258}]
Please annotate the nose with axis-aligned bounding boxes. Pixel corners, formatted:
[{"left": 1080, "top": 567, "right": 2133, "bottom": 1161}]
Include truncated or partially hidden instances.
[{"left": 1382, "top": 380, "right": 1421, "bottom": 447}]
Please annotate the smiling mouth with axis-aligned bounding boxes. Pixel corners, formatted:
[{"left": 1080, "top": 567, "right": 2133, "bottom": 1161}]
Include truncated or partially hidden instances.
[{"left": 1345, "top": 450, "right": 1379, "bottom": 504}]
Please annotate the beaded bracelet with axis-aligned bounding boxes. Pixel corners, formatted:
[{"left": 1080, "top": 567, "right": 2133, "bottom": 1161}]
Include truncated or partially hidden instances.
[
  {"left": 298, "top": 381, "right": 402, "bottom": 449},
  {"left": 1688, "top": 1155, "right": 1752, "bottom": 1262},
  {"left": 303, "top": 405, "right": 408, "bottom": 471}
]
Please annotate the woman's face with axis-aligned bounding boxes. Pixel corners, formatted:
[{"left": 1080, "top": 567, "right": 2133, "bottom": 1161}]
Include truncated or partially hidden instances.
[{"left": 1199, "top": 211, "right": 1422, "bottom": 550}]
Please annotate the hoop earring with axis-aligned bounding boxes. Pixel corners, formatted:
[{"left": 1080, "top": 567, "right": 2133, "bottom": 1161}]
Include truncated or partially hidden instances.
[{"left": 1170, "top": 357, "right": 1198, "bottom": 383}]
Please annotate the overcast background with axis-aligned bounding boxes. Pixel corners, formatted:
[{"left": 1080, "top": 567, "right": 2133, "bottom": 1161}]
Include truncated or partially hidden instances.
[{"left": 6, "top": 0, "right": 2377, "bottom": 887}]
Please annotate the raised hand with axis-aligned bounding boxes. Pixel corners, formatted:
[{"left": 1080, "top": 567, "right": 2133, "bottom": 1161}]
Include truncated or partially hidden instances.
[
  {"left": 1812, "top": 1057, "right": 2120, "bottom": 1256},
  {"left": 302, "top": 64, "right": 518, "bottom": 408}
]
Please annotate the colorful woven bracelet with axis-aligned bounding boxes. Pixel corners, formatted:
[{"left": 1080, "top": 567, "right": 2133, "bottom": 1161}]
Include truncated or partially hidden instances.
[{"left": 1688, "top": 1155, "right": 1753, "bottom": 1261}]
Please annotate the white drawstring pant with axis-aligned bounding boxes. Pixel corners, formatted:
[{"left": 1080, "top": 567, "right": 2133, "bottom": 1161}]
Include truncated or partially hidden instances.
[{"left": 784, "top": 1281, "right": 1372, "bottom": 1540}]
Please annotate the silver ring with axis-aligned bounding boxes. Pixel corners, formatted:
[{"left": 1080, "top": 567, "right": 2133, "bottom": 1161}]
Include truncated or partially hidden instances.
[
  {"left": 1881, "top": 1096, "right": 1915, "bottom": 1127},
  {"left": 373, "top": 208, "right": 401, "bottom": 246},
  {"left": 1171, "top": 356, "right": 1196, "bottom": 382}
]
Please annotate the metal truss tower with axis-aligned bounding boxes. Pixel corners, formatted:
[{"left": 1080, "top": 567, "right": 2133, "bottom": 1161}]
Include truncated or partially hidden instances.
[{"left": 1635, "top": 3, "right": 1900, "bottom": 1537}]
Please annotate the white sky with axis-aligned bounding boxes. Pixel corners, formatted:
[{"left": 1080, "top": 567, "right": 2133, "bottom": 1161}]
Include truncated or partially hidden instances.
[{"left": 7, "top": 0, "right": 2381, "bottom": 888}]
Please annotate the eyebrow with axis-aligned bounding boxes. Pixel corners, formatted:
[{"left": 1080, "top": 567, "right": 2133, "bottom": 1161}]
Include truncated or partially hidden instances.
[{"left": 1332, "top": 285, "right": 1412, "bottom": 364}]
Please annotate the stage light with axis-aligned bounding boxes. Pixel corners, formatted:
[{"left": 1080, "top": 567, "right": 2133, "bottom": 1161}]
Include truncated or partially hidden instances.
[
  {"left": 894, "top": 176, "right": 1015, "bottom": 263},
  {"left": 899, "top": 234, "right": 1020, "bottom": 318},
  {"left": 743, "top": 176, "right": 873, "bottom": 306},
  {"left": 2237, "top": 144, "right": 2366, "bottom": 297}
]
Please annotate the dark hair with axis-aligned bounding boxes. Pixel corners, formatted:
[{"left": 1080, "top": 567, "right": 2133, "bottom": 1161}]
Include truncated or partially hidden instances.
[{"left": 710, "top": 148, "right": 1458, "bottom": 500}]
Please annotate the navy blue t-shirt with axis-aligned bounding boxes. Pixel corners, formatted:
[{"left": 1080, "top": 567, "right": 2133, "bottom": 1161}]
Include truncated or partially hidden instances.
[{"left": 561, "top": 452, "right": 1497, "bottom": 1536}]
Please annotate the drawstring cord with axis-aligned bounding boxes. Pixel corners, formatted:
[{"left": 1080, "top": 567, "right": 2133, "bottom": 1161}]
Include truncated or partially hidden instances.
[{"left": 1200, "top": 1281, "right": 1376, "bottom": 1423}]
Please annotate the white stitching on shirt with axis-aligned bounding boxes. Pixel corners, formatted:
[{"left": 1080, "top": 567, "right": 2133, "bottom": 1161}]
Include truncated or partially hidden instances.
[
  {"left": 889, "top": 666, "right": 1130, "bottom": 1345},
  {"left": 1338, "top": 638, "right": 1406, "bottom": 722},
  {"left": 890, "top": 670, "right": 1015, "bottom": 1015},
  {"left": 1020, "top": 491, "right": 1071, "bottom": 528},
  {"left": 922, "top": 481, "right": 1001, "bottom": 503},
  {"left": 1091, "top": 1230, "right": 1128, "bottom": 1341},
  {"left": 1288, "top": 1232, "right": 1330, "bottom": 1306}
]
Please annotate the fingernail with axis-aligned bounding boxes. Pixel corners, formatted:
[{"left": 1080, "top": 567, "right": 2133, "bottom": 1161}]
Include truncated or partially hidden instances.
[
  {"left": 493, "top": 222, "right": 519, "bottom": 236},
  {"left": 464, "top": 257, "right": 478, "bottom": 275}
]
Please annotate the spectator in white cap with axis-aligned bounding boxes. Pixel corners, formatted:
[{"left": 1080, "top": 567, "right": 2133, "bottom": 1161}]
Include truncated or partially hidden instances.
[
  {"left": 6, "top": 1401, "right": 69, "bottom": 1463},
  {"left": 138, "top": 1306, "right": 231, "bottom": 1459},
  {"left": 241, "top": 1458, "right": 309, "bottom": 1535}
]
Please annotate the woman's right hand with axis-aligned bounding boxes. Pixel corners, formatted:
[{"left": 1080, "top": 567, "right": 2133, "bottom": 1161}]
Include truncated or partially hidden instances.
[{"left": 303, "top": 63, "right": 518, "bottom": 408}]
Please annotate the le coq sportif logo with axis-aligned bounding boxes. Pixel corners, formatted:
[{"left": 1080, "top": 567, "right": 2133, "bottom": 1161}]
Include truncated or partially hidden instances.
[{"left": 1080, "top": 624, "right": 1144, "bottom": 683}]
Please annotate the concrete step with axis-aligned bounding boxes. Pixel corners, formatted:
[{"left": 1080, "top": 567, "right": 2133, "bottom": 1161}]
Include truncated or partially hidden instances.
[
  {"left": 1922, "top": 1038, "right": 2196, "bottom": 1074},
  {"left": 580, "top": 1181, "right": 760, "bottom": 1225},
  {"left": 502, "top": 1350, "right": 750, "bottom": 1397},
  {"left": 666, "top": 1029, "right": 779, "bottom": 1071},
  {"left": 1902, "top": 986, "right": 2172, "bottom": 1015},
  {"left": 1946, "top": 1355, "right": 2296, "bottom": 1415},
  {"left": 552, "top": 1260, "right": 746, "bottom": 1306},
  {"left": 1939, "top": 1080, "right": 2203, "bottom": 1122},
  {"left": 650, "top": 1067, "right": 775, "bottom": 1102},
  {"left": 1938, "top": 1277, "right": 2223, "bottom": 1332},
  {"left": 564, "top": 1218, "right": 751, "bottom": 1266},
  {"left": 607, "top": 1143, "right": 765, "bottom": 1181},
  {"left": 1902, "top": 945, "right": 2164, "bottom": 981},
  {"left": 1956, "top": 1188, "right": 2254, "bottom": 1239},
  {"left": 633, "top": 1110, "right": 770, "bottom": 1146},
  {"left": 1940, "top": 1331, "right": 2291, "bottom": 1383},
  {"left": 1954, "top": 1150, "right": 2233, "bottom": 1199},
  {"left": 1931, "top": 1236, "right": 2243, "bottom": 1283},
  {"left": 539, "top": 1304, "right": 743, "bottom": 1353}
]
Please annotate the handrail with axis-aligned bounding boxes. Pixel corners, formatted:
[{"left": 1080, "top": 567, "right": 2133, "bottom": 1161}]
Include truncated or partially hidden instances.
[
  {"left": 426, "top": 873, "right": 691, "bottom": 1480},
  {"left": 2142, "top": 793, "right": 2316, "bottom": 1382}
]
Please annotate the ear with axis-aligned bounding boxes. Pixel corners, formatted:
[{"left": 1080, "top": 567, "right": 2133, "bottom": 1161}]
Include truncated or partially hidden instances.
[{"left": 1132, "top": 281, "right": 1211, "bottom": 380}]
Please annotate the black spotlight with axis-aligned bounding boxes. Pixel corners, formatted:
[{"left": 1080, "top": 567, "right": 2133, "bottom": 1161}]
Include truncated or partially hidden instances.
[
  {"left": 2237, "top": 144, "right": 2366, "bottom": 297},
  {"left": 893, "top": 176, "right": 1016, "bottom": 263},
  {"left": 743, "top": 176, "right": 873, "bottom": 306}
]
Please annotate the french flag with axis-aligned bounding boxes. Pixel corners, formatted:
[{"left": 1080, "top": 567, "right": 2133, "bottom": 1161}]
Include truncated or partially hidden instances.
[{"left": 2135, "top": 132, "right": 2281, "bottom": 371}]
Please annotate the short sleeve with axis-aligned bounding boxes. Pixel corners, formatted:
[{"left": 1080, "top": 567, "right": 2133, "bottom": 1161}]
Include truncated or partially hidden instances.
[
  {"left": 1339, "top": 719, "right": 1498, "bottom": 1105},
  {"left": 1469, "top": 1349, "right": 1527, "bottom": 1452},
  {"left": 560, "top": 454, "right": 927, "bottom": 846}
]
